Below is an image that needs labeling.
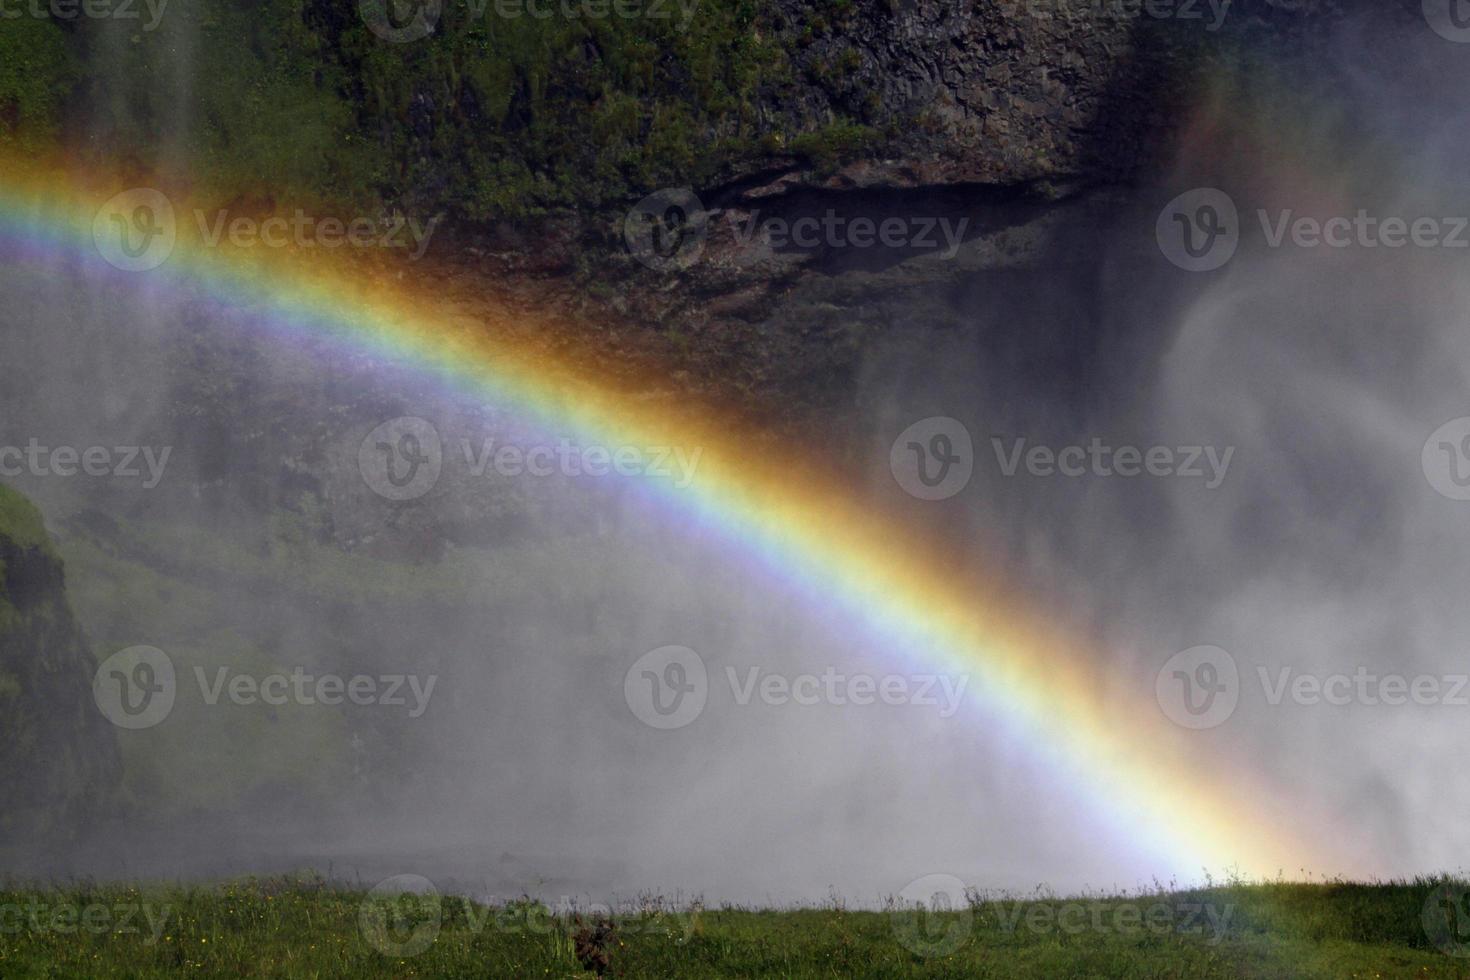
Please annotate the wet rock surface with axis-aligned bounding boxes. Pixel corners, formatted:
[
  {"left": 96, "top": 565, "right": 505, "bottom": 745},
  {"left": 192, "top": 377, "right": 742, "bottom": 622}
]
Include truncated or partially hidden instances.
[{"left": 0, "top": 486, "right": 121, "bottom": 849}]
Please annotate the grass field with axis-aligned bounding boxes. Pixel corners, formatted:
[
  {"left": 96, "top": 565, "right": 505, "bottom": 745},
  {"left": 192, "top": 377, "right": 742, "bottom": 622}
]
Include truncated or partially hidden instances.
[{"left": 3, "top": 875, "right": 1470, "bottom": 978}]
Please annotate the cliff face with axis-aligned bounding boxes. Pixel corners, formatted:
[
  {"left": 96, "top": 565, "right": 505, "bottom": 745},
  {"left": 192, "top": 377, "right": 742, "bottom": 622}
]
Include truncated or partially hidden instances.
[
  {"left": 753, "top": 0, "right": 1182, "bottom": 190},
  {"left": 437, "top": 0, "right": 1433, "bottom": 434},
  {"left": 0, "top": 0, "right": 1430, "bottom": 548},
  {"left": 749, "top": 0, "right": 1377, "bottom": 187},
  {"left": 356, "top": 0, "right": 1366, "bottom": 217},
  {"left": 0, "top": 485, "right": 120, "bottom": 846},
  {"left": 20, "top": 0, "right": 1371, "bottom": 218}
]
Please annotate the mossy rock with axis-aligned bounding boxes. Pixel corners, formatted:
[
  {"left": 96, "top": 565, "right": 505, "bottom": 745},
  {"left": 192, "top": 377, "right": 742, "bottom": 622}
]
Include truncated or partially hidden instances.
[
  {"left": 0, "top": 482, "right": 56, "bottom": 558},
  {"left": 0, "top": 483, "right": 121, "bottom": 849}
]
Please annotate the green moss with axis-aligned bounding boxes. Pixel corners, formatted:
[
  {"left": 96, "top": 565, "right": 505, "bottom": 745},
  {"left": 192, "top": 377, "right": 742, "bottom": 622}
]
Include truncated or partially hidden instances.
[
  {"left": 35, "top": 0, "right": 807, "bottom": 219},
  {"left": 79, "top": 1, "right": 378, "bottom": 206},
  {"left": 0, "top": 483, "right": 54, "bottom": 557},
  {"left": 788, "top": 119, "right": 881, "bottom": 171},
  {"left": 0, "top": 18, "right": 75, "bottom": 152}
]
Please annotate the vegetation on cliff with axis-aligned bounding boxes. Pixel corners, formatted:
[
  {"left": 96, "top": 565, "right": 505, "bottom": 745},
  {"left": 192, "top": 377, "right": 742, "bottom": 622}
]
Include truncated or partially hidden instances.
[
  {"left": 0, "top": 484, "right": 119, "bottom": 847},
  {"left": 4, "top": 0, "right": 886, "bottom": 217}
]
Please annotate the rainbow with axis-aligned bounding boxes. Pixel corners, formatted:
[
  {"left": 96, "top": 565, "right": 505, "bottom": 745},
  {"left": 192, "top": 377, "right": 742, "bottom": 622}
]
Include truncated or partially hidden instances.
[{"left": 0, "top": 155, "right": 1363, "bottom": 884}]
